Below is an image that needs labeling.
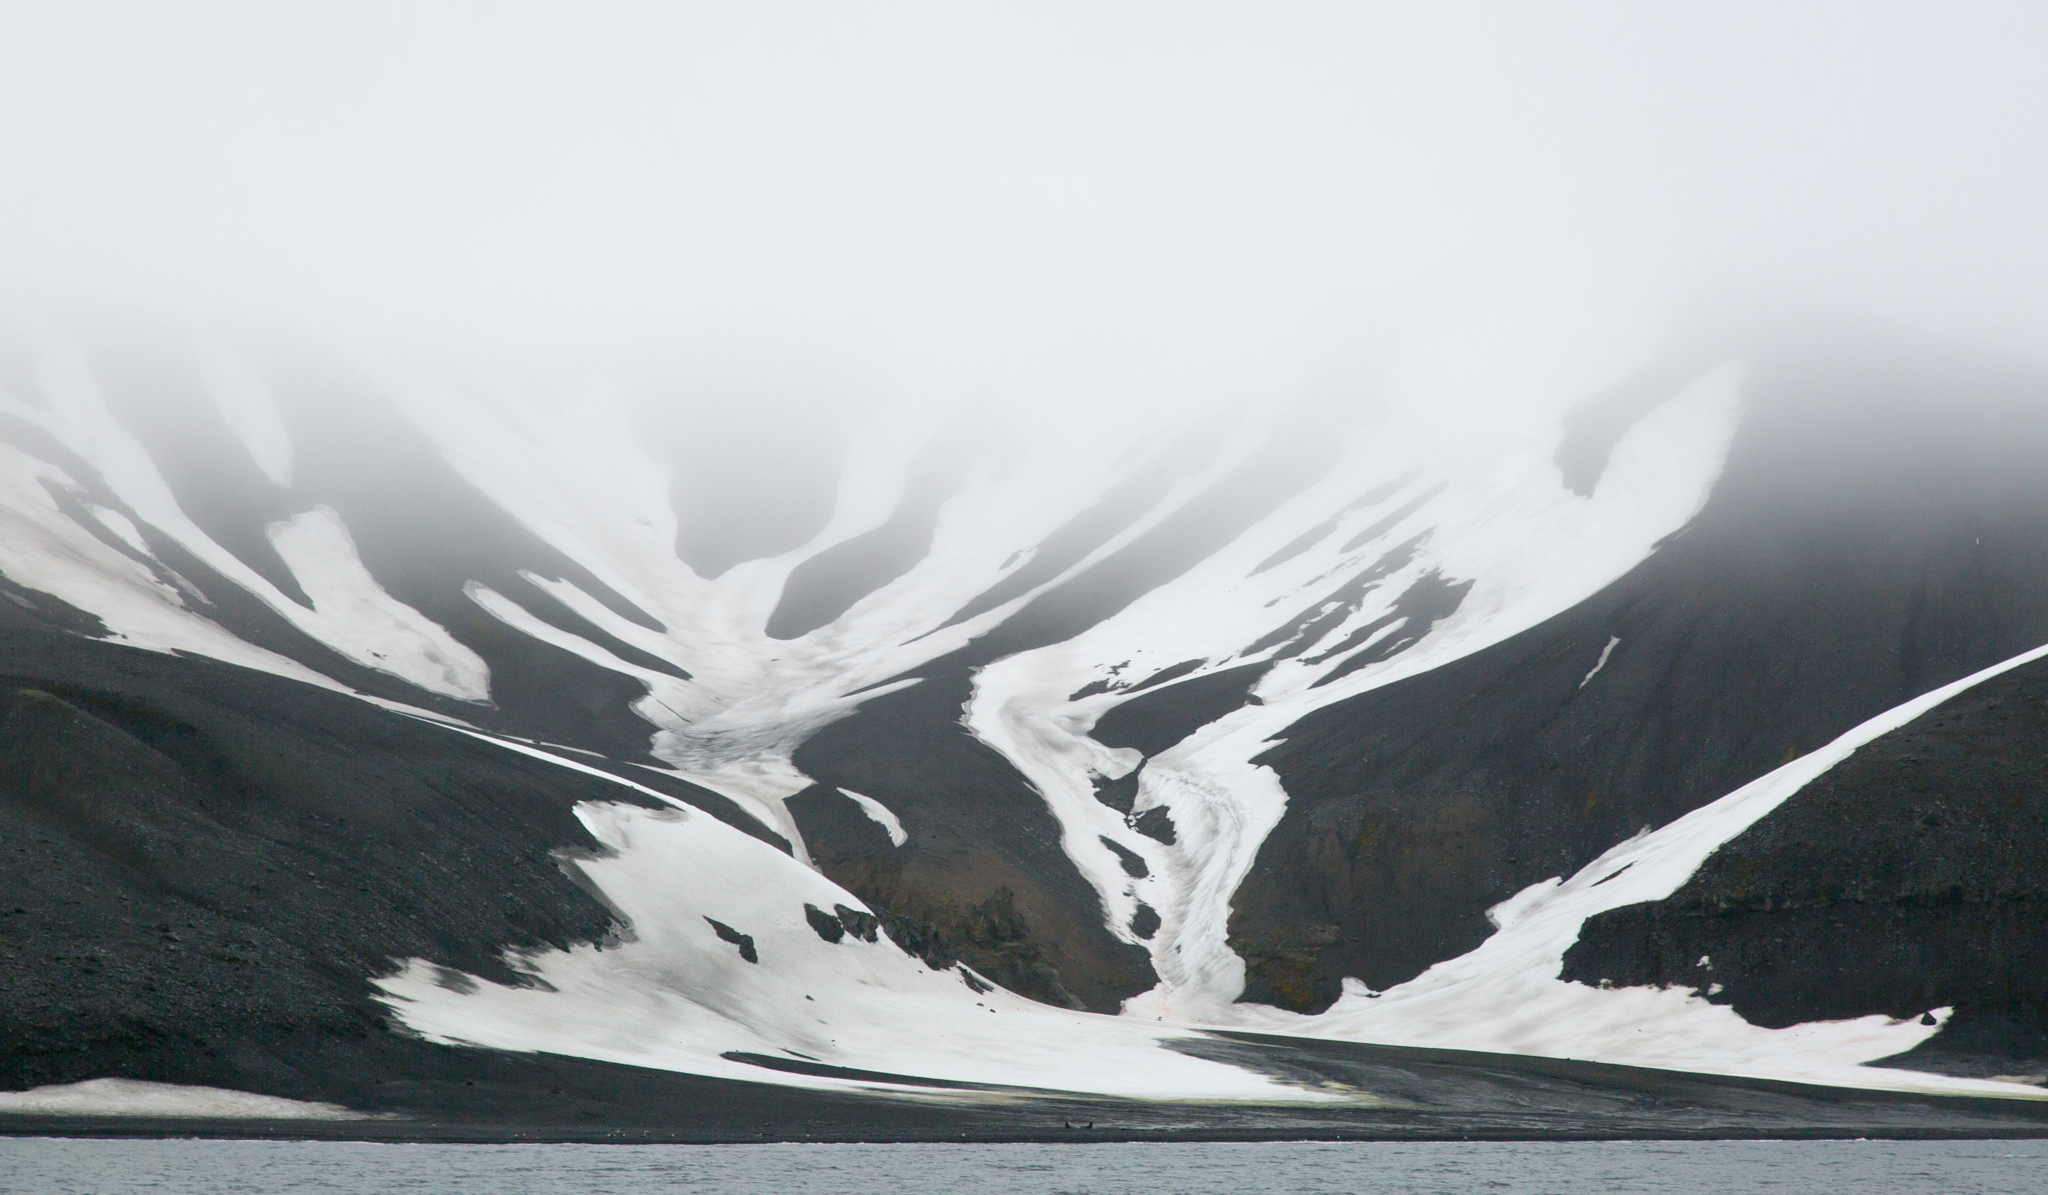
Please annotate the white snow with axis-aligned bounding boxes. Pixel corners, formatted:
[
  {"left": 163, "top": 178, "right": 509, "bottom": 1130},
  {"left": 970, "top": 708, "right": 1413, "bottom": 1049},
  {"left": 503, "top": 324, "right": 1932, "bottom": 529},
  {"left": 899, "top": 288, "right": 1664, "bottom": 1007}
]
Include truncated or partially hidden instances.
[
  {"left": 1207, "top": 637, "right": 2048, "bottom": 1098},
  {"left": 968, "top": 365, "right": 1746, "bottom": 1025},
  {"left": 375, "top": 799, "right": 1330, "bottom": 1102},
  {"left": 0, "top": 328, "right": 477, "bottom": 701},
  {"left": 1580, "top": 634, "right": 1621, "bottom": 687},
  {"left": 840, "top": 789, "right": 908, "bottom": 846},
  {"left": 358, "top": 358, "right": 1797, "bottom": 1100},
  {"left": 269, "top": 506, "right": 491, "bottom": 700},
  {"left": 86, "top": 504, "right": 152, "bottom": 557},
  {"left": 0, "top": 441, "right": 346, "bottom": 692},
  {"left": 5, "top": 326, "right": 2042, "bottom": 1102},
  {"left": 0, "top": 1078, "right": 370, "bottom": 1119}
]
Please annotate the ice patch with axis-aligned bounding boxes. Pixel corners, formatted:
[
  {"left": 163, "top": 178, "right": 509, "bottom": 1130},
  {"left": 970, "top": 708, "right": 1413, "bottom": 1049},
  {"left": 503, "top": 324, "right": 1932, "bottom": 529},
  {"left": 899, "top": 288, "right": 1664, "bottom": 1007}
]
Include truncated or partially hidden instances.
[
  {"left": 0, "top": 1078, "right": 369, "bottom": 1119},
  {"left": 86, "top": 505, "right": 152, "bottom": 557},
  {"left": 0, "top": 444, "right": 342, "bottom": 691}
]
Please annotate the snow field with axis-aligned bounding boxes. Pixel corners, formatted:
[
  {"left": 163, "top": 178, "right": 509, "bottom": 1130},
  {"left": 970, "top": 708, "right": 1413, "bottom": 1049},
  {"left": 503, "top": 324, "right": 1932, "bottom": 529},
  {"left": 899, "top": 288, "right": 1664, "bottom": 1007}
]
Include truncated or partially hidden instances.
[{"left": 376, "top": 799, "right": 1331, "bottom": 1102}]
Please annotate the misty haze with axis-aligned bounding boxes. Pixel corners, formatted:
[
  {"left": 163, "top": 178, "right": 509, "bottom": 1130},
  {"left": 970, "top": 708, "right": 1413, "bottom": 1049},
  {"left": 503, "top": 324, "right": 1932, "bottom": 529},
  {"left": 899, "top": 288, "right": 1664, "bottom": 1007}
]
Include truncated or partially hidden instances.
[{"left": 3, "top": 3, "right": 2048, "bottom": 1184}]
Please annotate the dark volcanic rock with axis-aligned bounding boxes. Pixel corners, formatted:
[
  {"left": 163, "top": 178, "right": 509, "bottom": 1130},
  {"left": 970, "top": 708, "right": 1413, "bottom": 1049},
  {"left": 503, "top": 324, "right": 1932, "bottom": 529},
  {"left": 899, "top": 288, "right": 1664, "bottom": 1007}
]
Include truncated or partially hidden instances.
[
  {"left": 1564, "top": 654, "right": 2048, "bottom": 1080},
  {"left": 833, "top": 904, "right": 879, "bottom": 942},
  {"left": 800, "top": 902, "right": 879, "bottom": 946},
  {"left": 1232, "top": 331, "right": 2048, "bottom": 1012},
  {"left": 781, "top": 416, "right": 1351, "bottom": 1014},
  {"left": 9, "top": 1027, "right": 2048, "bottom": 1141},
  {"left": 1100, "top": 836, "right": 1149, "bottom": 879},
  {"left": 0, "top": 573, "right": 108, "bottom": 639},
  {"left": 1131, "top": 805, "right": 1176, "bottom": 845},
  {"left": 1244, "top": 535, "right": 1427, "bottom": 661},
  {"left": 1306, "top": 568, "right": 1473, "bottom": 688},
  {"left": 789, "top": 674, "right": 1154, "bottom": 1012},
  {"left": 1090, "top": 770, "right": 1141, "bottom": 815},
  {"left": 705, "top": 918, "right": 759, "bottom": 963},
  {"left": 0, "top": 629, "right": 657, "bottom": 1097},
  {"left": 804, "top": 903, "right": 848, "bottom": 943},
  {"left": 875, "top": 909, "right": 959, "bottom": 972},
  {"left": 1091, "top": 663, "right": 1270, "bottom": 758}
]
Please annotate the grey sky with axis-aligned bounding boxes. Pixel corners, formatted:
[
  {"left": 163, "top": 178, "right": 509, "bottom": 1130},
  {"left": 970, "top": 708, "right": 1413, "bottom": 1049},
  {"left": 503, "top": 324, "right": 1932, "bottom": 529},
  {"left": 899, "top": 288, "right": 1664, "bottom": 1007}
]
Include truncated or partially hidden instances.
[{"left": 3, "top": 2, "right": 2046, "bottom": 419}]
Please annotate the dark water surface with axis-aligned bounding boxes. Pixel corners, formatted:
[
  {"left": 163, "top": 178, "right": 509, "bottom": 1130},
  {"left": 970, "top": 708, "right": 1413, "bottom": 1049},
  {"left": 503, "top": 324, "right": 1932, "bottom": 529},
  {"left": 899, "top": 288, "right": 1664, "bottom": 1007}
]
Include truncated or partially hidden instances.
[{"left": 1, "top": 1138, "right": 2044, "bottom": 1194}]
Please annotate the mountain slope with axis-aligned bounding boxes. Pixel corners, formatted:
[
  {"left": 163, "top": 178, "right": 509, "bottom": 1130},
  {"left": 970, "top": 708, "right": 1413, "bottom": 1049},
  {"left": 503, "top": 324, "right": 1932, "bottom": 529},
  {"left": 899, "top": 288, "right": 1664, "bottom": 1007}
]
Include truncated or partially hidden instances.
[
  {"left": 1234, "top": 332, "right": 2048, "bottom": 1011},
  {"left": 2, "top": 315, "right": 2047, "bottom": 1111},
  {"left": 1565, "top": 652, "right": 2048, "bottom": 1080},
  {"left": 0, "top": 628, "right": 656, "bottom": 1097}
]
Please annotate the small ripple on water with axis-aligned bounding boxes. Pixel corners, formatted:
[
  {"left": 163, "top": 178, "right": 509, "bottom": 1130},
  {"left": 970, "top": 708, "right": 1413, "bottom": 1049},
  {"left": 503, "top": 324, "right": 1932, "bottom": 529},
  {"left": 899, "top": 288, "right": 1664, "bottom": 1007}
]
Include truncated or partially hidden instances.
[{"left": 0, "top": 1138, "right": 2044, "bottom": 1195}]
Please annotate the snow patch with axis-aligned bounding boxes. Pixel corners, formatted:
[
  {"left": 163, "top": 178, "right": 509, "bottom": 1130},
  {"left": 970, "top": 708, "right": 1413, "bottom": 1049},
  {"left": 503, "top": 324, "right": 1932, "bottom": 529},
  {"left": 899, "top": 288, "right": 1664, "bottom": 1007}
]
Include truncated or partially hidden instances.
[
  {"left": 0, "top": 1078, "right": 369, "bottom": 1119},
  {"left": 1580, "top": 635, "right": 1620, "bottom": 687},
  {"left": 375, "top": 800, "right": 1324, "bottom": 1101},
  {"left": 841, "top": 788, "right": 907, "bottom": 846},
  {"left": 0, "top": 444, "right": 343, "bottom": 691},
  {"left": 269, "top": 506, "right": 491, "bottom": 701},
  {"left": 967, "top": 364, "right": 1746, "bottom": 1022},
  {"left": 12, "top": 329, "right": 2032, "bottom": 1101},
  {"left": 1219, "top": 637, "right": 2048, "bottom": 1098}
]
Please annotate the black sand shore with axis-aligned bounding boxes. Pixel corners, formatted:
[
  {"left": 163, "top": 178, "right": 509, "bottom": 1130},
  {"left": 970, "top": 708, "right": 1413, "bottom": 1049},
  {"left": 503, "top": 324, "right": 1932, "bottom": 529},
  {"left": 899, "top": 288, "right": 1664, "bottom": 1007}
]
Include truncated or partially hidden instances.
[{"left": 5, "top": 1034, "right": 2047, "bottom": 1144}]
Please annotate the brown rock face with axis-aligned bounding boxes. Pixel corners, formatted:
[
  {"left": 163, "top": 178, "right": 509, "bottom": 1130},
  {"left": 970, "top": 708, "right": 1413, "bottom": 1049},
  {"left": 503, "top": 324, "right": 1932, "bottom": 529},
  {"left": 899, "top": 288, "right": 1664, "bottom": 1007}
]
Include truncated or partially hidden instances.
[{"left": 789, "top": 673, "right": 1157, "bottom": 1014}]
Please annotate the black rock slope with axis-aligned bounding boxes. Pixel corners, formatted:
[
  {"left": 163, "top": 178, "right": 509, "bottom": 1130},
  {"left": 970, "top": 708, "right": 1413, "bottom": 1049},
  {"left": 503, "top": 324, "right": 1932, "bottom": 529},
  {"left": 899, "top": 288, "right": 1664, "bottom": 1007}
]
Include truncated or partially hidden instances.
[
  {"left": 16, "top": 630, "right": 2045, "bottom": 1139},
  {"left": 1231, "top": 333, "right": 2048, "bottom": 1013},
  {"left": 4, "top": 327, "right": 681, "bottom": 760},
  {"left": 0, "top": 627, "right": 664, "bottom": 1097},
  {"left": 784, "top": 419, "right": 1345, "bottom": 1014},
  {"left": 789, "top": 669, "right": 1158, "bottom": 1013},
  {"left": 1564, "top": 653, "right": 2048, "bottom": 1078},
  {"left": 11, "top": 316, "right": 2048, "bottom": 1117}
]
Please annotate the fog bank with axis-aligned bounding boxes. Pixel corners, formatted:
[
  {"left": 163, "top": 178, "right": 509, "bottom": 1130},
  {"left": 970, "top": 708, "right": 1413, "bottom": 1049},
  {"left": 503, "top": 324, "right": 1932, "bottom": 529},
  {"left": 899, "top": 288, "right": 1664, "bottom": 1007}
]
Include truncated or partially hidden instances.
[{"left": 3, "top": 3, "right": 2046, "bottom": 425}]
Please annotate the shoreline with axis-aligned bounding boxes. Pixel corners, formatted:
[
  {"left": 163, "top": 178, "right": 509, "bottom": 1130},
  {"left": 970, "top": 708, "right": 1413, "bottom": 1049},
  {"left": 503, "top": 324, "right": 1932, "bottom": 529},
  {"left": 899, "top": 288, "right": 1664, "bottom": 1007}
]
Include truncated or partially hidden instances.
[
  {"left": 5, "top": 1035, "right": 2047, "bottom": 1145},
  {"left": 7, "top": 1121, "right": 2048, "bottom": 1145}
]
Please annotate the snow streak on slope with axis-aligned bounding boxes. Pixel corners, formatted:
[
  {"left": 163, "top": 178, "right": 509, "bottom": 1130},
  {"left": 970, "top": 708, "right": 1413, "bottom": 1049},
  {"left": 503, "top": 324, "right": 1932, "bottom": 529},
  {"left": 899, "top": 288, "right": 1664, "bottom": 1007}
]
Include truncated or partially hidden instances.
[
  {"left": 11, "top": 323, "right": 2017, "bottom": 1100},
  {"left": 0, "top": 325, "right": 1736, "bottom": 1089},
  {"left": 375, "top": 794, "right": 1325, "bottom": 1102},
  {"left": 375, "top": 363, "right": 1275, "bottom": 831},
  {"left": 967, "top": 367, "right": 1744, "bottom": 1022},
  {"left": 268, "top": 506, "right": 491, "bottom": 700},
  {"left": 841, "top": 788, "right": 908, "bottom": 846},
  {"left": 0, "top": 330, "right": 449, "bottom": 695},
  {"left": 1212, "top": 639, "right": 2048, "bottom": 1098},
  {"left": 0, "top": 433, "right": 342, "bottom": 691}
]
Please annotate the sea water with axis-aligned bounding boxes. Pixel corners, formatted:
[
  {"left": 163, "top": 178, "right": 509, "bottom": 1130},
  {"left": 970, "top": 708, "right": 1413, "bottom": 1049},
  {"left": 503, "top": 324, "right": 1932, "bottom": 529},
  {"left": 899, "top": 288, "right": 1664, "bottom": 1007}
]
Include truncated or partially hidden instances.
[{"left": 0, "top": 1138, "right": 2043, "bottom": 1194}]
